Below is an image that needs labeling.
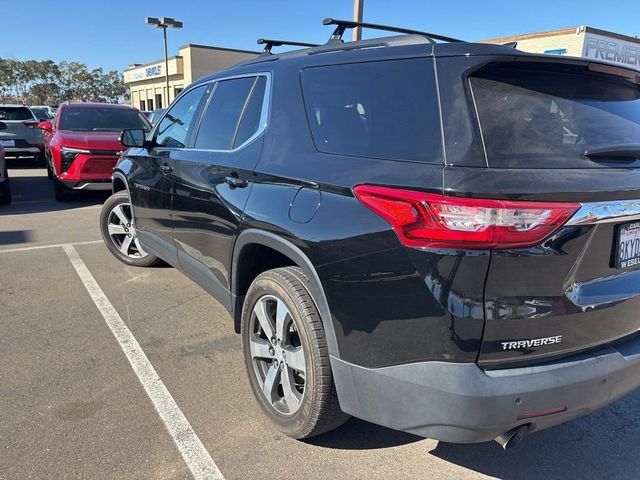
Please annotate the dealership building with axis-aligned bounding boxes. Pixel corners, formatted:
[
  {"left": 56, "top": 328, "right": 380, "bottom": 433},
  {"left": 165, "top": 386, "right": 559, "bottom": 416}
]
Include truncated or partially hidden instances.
[
  {"left": 124, "top": 44, "right": 259, "bottom": 112},
  {"left": 485, "top": 26, "right": 640, "bottom": 67}
]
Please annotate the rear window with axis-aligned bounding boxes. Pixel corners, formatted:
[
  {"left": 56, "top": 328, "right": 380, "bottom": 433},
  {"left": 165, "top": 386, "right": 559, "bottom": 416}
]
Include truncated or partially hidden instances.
[
  {"left": 59, "top": 106, "right": 149, "bottom": 132},
  {"left": 301, "top": 58, "right": 442, "bottom": 163},
  {"left": 471, "top": 62, "right": 640, "bottom": 168},
  {"left": 0, "top": 107, "right": 34, "bottom": 121}
]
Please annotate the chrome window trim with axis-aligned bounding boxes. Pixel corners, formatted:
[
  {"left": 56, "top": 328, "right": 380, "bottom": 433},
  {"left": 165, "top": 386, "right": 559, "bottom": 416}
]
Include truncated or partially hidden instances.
[{"left": 566, "top": 199, "right": 640, "bottom": 225}]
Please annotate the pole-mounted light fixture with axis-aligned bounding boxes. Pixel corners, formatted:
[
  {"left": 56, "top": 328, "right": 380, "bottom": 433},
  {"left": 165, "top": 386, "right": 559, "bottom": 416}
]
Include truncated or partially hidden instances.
[{"left": 145, "top": 16, "right": 183, "bottom": 109}]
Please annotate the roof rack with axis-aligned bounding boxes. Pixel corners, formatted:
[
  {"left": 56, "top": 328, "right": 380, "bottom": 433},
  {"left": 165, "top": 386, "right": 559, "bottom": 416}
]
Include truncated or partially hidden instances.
[
  {"left": 322, "top": 17, "right": 464, "bottom": 44},
  {"left": 257, "top": 38, "right": 320, "bottom": 55}
]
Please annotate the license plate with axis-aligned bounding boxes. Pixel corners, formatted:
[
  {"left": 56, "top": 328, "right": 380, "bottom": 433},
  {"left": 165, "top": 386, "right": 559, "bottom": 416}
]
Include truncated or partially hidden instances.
[
  {"left": 615, "top": 221, "right": 640, "bottom": 269},
  {"left": 0, "top": 140, "right": 15, "bottom": 147}
]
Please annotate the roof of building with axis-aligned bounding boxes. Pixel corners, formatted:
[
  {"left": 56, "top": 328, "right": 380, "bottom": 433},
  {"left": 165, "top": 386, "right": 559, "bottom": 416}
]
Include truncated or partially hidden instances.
[
  {"left": 483, "top": 26, "right": 640, "bottom": 45},
  {"left": 179, "top": 43, "right": 260, "bottom": 55}
]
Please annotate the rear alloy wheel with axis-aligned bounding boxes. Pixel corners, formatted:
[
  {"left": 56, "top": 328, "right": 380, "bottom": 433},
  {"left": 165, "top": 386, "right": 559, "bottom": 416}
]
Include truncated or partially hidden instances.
[
  {"left": 99, "top": 191, "right": 160, "bottom": 267},
  {"left": 242, "top": 267, "right": 349, "bottom": 439}
]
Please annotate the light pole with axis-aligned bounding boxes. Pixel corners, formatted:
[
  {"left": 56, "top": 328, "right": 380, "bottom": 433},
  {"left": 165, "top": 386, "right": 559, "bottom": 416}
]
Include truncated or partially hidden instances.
[
  {"left": 352, "top": 0, "right": 364, "bottom": 41},
  {"left": 145, "top": 16, "right": 183, "bottom": 108}
]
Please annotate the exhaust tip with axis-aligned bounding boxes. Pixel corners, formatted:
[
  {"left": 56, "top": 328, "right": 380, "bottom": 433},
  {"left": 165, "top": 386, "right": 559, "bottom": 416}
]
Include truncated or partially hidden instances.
[{"left": 495, "top": 424, "right": 531, "bottom": 451}]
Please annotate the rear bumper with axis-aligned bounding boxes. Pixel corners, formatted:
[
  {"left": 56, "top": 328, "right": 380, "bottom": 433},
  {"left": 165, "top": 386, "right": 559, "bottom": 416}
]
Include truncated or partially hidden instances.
[
  {"left": 331, "top": 334, "right": 640, "bottom": 443},
  {"left": 4, "top": 146, "right": 42, "bottom": 158}
]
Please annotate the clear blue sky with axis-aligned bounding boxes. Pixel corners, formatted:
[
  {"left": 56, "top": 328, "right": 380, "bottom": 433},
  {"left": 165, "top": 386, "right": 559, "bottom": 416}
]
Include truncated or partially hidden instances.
[{"left": 3, "top": 0, "right": 640, "bottom": 72}]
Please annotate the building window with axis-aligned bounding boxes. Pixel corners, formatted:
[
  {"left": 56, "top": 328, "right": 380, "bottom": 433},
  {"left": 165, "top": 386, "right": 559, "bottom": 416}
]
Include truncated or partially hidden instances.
[
  {"left": 174, "top": 87, "right": 183, "bottom": 98},
  {"left": 147, "top": 98, "right": 154, "bottom": 111},
  {"left": 140, "top": 100, "right": 146, "bottom": 111},
  {"left": 155, "top": 93, "right": 163, "bottom": 110}
]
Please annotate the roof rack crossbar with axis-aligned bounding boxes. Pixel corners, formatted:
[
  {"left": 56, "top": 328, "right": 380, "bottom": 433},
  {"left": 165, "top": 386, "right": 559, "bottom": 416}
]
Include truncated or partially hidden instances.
[
  {"left": 257, "top": 38, "right": 320, "bottom": 55},
  {"left": 322, "top": 17, "right": 464, "bottom": 44}
]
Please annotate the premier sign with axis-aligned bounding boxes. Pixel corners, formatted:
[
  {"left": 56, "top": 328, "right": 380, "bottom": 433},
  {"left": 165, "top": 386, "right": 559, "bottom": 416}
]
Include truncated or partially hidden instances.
[
  {"left": 583, "top": 33, "right": 640, "bottom": 67},
  {"left": 129, "top": 64, "right": 163, "bottom": 81}
]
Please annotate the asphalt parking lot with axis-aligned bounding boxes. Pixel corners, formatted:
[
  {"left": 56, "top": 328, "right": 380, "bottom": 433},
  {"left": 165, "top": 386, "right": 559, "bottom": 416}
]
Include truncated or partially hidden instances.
[{"left": 2, "top": 165, "right": 640, "bottom": 480}]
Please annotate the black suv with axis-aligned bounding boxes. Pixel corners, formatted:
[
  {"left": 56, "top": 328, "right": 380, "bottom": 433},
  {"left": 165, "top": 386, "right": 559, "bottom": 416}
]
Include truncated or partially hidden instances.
[{"left": 100, "top": 18, "right": 640, "bottom": 449}]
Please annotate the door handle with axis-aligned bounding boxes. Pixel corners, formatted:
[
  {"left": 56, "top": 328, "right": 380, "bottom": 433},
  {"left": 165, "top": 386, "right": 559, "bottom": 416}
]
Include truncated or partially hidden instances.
[
  {"left": 160, "top": 164, "right": 174, "bottom": 175},
  {"left": 225, "top": 176, "right": 248, "bottom": 189}
]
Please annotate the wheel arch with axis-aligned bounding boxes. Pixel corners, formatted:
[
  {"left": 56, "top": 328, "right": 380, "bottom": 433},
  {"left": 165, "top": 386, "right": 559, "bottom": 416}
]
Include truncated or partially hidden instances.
[
  {"left": 112, "top": 170, "right": 128, "bottom": 195},
  {"left": 231, "top": 229, "right": 340, "bottom": 358}
]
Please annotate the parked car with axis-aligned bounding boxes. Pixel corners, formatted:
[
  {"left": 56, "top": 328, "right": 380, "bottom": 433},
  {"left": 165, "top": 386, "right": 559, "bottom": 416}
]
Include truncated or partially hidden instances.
[
  {"left": 29, "top": 107, "right": 52, "bottom": 121},
  {"left": 31, "top": 105, "right": 56, "bottom": 118},
  {"left": 0, "top": 105, "right": 44, "bottom": 163},
  {"left": 100, "top": 19, "right": 640, "bottom": 449},
  {"left": 147, "top": 108, "right": 165, "bottom": 126},
  {"left": 0, "top": 144, "right": 10, "bottom": 205},
  {"left": 40, "top": 102, "right": 150, "bottom": 201}
]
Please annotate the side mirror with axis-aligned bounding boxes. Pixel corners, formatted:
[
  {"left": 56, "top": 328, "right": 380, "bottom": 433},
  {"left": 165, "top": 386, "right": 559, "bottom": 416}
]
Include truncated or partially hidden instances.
[
  {"left": 38, "top": 121, "right": 53, "bottom": 131},
  {"left": 120, "top": 129, "right": 147, "bottom": 148},
  {"left": 0, "top": 121, "right": 6, "bottom": 130}
]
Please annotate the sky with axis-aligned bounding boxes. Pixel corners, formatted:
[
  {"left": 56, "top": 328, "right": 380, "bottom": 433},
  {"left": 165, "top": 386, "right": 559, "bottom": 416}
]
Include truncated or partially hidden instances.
[{"left": 2, "top": 0, "right": 640, "bottom": 72}]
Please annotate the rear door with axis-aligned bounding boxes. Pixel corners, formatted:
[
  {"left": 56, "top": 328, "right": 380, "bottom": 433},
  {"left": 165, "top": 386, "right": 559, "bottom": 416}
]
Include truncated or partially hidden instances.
[
  {"left": 456, "top": 59, "right": 640, "bottom": 367},
  {"left": 172, "top": 74, "right": 269, "bottom": 303},
  {"left": 128, "top": 84, "right": 211, "bottom": 264}
]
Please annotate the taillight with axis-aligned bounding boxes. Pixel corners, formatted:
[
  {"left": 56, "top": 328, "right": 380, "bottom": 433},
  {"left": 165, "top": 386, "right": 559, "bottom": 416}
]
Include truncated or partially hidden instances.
[
  {"left": 23, "top": 121, "right": 39, "bottom": 128},
  {"left": 353, "top": 185, "right": 580, "bottom": 249}
]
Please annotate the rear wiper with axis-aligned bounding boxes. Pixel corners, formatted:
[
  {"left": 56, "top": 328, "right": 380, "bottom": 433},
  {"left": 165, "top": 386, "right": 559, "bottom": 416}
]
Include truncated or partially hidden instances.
[{"left": 583, "top": 144, "right": 640, "bottom": 160}]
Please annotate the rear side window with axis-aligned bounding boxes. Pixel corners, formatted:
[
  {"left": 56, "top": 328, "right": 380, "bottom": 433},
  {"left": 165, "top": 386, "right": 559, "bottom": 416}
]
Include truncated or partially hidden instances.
[
  {"left": 0, "top": 107, "right": 34, "bottom": 121},
  {"left": 301, "top": 58, "right": 442, "bottom": 163},
  {"left": 233, "top": 77, "right": 267, "bottom": 148},
  {"left": 195, "top": 76, "right": 259, "bottom": 150},
  {"left": 471, "top": 62, "right": 640, "bottom": 168}
]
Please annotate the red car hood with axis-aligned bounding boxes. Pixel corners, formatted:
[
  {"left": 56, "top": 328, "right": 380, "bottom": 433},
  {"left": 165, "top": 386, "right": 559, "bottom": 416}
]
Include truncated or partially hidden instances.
[{"left": 58, "top": 130, "right": 124, "bottom": 151}]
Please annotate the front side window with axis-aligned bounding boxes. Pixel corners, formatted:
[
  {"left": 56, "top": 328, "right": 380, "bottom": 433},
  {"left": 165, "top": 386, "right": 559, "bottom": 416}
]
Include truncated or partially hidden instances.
[
  {"left": 155, "top": 84, "right": 208, "bottom": 148},
  {"left": 194, "top": 76, "right": 263, "bottom": 150},
  {"left": 301, "top": 58, "right": 442, "bottom": 163},
  {"left": 59, "top": 107, "right": 148, "bottom": 132}
]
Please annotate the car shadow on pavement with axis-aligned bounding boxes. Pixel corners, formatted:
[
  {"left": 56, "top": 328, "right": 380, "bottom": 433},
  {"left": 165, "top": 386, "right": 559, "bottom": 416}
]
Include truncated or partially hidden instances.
[
  {"left": 1, "top": 171, "right": 109, "bottom": 216},
  {"left": 428, "top": 390, "right": 640, "bottom": 479},
  {"left": 306, "top": 417, "right": 422, "bottom": 450}
]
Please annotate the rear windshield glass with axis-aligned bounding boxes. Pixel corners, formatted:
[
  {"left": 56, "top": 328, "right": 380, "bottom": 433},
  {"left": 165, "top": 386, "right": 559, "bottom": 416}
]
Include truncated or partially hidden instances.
[
  {"left": 59, "top": 107, "right": 149, "bottom": 132},
  {"left": 301, "top": 58, "right": 442, "bottom": 163},
  {"left": 0, "top": 107, "right": 34, "bottom": 121},
  {"left": 470, "top": 62, "right": 640, "bottom": 168}
]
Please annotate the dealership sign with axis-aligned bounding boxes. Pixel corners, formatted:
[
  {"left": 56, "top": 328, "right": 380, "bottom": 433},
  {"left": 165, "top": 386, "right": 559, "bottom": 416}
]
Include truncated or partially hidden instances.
[
  {"left": 583, "top": 33, "right": 640, "bottom": 67},
  {"left": 129, "top": 64, "right": 163, "bottom": 81}
]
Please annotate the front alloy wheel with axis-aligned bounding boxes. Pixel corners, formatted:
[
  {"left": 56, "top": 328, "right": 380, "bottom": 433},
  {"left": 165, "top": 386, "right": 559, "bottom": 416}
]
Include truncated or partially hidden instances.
[{"left": 99, "top": 191, "right": 160, "bottom": 267}]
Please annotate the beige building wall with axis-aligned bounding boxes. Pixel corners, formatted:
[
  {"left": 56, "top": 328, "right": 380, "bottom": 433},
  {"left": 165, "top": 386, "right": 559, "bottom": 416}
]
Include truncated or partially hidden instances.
[
  {"left": 124, "top": 44, "right": 258, "bottom": 112},
  {"left": 483, "top": 28, "right": 586, "bottom": 56},
  {"left": 182, "top": 45, "right": 258, "bottom": 84}
]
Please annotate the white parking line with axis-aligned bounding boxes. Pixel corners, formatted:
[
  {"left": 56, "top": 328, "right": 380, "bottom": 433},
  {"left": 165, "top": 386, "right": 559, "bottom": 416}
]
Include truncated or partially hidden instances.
[
  {"left": 0, "top": 240, "right": 103, "bottom": 254},
  {"left": 62, "top": 244, "right": 224, "bottom": 480}
]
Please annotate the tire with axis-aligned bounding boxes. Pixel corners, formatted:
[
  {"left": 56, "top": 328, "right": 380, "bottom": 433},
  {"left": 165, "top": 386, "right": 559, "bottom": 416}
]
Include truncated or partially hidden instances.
[
  {"left": 99, "top": 191, "right": 161, "bottom": 267},
  {"left": 241, "top": 266, "right": 349, "bottom": 439},
  {"left": 46, "top": 157, "right": 53, "bottom": 180},
  {"left": 53, "top": 177, "right": 74, "bottom": 201},
  {"left": 36, "top": 152, "right": 46, "bottom": 167},
  {"left": 0, "top": 173, "right": 11, "bottom": 206}
]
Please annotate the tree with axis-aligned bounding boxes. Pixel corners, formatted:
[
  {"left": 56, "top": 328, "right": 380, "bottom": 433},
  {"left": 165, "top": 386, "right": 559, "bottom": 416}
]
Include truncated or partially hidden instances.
[{"left": 0, "top": 58, "right": 126, "bottom": 104}]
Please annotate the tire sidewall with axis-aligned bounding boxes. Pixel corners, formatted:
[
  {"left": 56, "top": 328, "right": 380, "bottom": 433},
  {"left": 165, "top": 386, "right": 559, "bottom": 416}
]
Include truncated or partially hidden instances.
[{"left": 241, "top": 273, "right": 319, "bottom": 437}]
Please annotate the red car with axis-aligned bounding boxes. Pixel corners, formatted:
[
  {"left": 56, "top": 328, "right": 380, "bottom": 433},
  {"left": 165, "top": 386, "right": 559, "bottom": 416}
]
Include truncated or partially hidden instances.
[{"left": 39, "top": 103, "right": 150, "bottom": 201}]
